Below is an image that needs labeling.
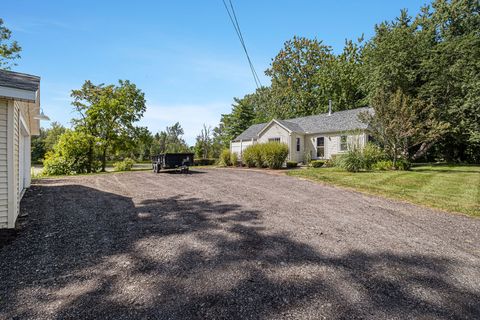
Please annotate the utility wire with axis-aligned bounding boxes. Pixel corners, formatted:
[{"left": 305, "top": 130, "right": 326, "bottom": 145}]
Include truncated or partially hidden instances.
[
  {"left": 222, "top": 0, "right": 262, "bottom": 89},
  {"left": 228, "top": 0, "right": 262, "bottom": 87}
]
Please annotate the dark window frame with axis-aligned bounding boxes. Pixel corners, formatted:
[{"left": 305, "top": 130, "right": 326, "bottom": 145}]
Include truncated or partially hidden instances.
[{"left": 340, "top": 135, "right": 348, "bottom": 151}]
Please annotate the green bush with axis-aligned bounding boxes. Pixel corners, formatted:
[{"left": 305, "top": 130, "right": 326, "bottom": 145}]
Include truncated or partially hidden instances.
[
  {"left": 113, "top": 158, "right": 135, "bottom": 171},
  {"left": 310, "top": 160, "right": 325, "bottom": 168},
  {"left": 362, "top": 143, "right": 386, "bottom": 170},
  {"left": 286, "top": 161, "right": 298, "bottom": 168},
  {"left": 242, "top": 144, "right": 265, "bottom": 168},
  {"left": 373, "top": 160, "right": 394, "bottom": 170},
  {"left": 395, "top": 159, "right": 411, "bottom": 170},
  {"left": 193, "top": 158, "right": 216, "bottom": 166},
  {"left": 219, "top": 149, "right": 231, "bottom": 167},
  {"left": 242, "top": 145, "right": 258, "bottom": 167},
  {"left": 260, "top": 142, "right": 289, "bottom": 169},
  {"left": 337, "top": 149, "right": 364, "bottom": 172},
  {"left": 42, "top": 152, "right": 73, "bottom": 176},
  {"left": 230, "top": 152, "right": 238, "bottom": 167},
  {"left": 43, "top": 130, "right": 99, "bottom": 175},
  {"left": 303, "top": 150, "right": 312, "bottom": 165}
]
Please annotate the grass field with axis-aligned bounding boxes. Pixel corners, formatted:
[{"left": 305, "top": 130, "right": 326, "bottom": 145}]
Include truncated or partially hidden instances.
[{"left": 287, "top": 165, "right": 480, "bottom": 217}]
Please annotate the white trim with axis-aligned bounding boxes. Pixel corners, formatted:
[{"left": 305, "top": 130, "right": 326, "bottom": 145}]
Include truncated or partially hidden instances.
[
  {"left": 257, "top": 119, "right": 292, "bottom": 137},
  {"left": 19, "top": 112, "right": 30, "bottom": 136},
  {"left": 0, "top": 86, "right": 37, "bottom": 102}
]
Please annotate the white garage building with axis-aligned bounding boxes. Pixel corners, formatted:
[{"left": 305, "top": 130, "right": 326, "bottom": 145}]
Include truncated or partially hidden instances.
[{"left": 0, "top": 70, "right": 42, "bottom": 229}]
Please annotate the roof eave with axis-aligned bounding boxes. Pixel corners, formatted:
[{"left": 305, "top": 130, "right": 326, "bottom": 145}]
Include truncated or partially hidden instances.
[{"left": 0, "top": 85, "right": 38, "bottom": 102}]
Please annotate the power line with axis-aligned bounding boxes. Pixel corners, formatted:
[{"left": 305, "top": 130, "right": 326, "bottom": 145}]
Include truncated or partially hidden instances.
[{"left": 222, "top": 0, "right": 262, "bottom": 89}]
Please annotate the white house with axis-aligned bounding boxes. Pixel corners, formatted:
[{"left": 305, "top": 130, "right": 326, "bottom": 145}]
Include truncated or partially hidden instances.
[
  {"left": 0, "top": 70, "right": 42, "bottom": 229},
  {"left": 231, "top": 106, "right": 373, "bottom": 163}
]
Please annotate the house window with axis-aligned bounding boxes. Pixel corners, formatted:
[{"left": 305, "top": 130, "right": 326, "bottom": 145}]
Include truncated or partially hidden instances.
[
  {"left": 296, "top": 137, "right": 300, "bottom": 152},
  {"left": 340, "top": 135, "right": 348, "bottom": 151},
  {"left": 316, "top": 137, "right": 325, "bottom": 158},
  {"left": 268, "top": 137, "right": 281, "bottom": 143}
]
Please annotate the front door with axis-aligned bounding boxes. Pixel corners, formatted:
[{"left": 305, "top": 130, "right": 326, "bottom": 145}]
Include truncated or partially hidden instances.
[{"left": 316, "top": 137, "right": 325, "bottom": 159}]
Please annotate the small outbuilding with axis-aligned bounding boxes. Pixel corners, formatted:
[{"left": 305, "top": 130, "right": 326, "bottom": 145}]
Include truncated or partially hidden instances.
[{"left": 0, "top": 70, "right": 42, "bottom": 228}]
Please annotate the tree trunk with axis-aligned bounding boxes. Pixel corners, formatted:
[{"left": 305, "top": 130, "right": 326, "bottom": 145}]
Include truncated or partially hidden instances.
[
  {"left": 411, "top": 141, "right": 435, "bottom": 160},
  {"left": 101, "top": 147, "right": 107, "bottom": 172},
  {"left": 87, "top": 144, "right": 93, "bottom": 173}
]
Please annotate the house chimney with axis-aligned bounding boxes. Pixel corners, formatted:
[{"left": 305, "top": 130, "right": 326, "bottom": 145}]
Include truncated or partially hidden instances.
[{"left": 328, "top": 100, "right": 332, "bottom": 115}]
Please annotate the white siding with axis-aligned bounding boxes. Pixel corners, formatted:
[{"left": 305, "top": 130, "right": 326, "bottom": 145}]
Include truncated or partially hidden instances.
[
  {"left": 258, "top": 122, "right": 293, "bottom": 161},
  {"left": 305, "top": 132, "right": 367, "bottom": 160},
  {"left": 290, "top": 133, "right": 305, "bottom": 163},
  {"left": 0, "top": 100, "right": 7, "bottom": 228},
  {"left": 12, "top": 103, "right": 20, "bottom": 226},
  {"left": 231, "top": 139, "right": 255, "bottom": 160}
]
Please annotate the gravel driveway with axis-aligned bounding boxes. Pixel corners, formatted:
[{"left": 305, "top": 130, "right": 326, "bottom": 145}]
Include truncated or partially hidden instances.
[{"left": 1, "top": 169, "right": 479, "bottom": 319}]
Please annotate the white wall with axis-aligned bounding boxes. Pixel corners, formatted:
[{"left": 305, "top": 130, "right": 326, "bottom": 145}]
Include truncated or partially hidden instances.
[
  {"left": 0, "top": 99, "right": 34, "bottom": 229},
  {"left": 231, "top": 139, "right": 255, "bottom": 160},
  {"left": 0, "top": 100, "right": 8, "bottom": 228},
  {"left": 305, "top": 132, "right": 367, "bottom": 160}
]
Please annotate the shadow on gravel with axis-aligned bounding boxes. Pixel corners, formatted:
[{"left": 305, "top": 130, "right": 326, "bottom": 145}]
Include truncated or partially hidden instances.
[{"left": 0, "top": 184, "right": 478, "bottom": 319}]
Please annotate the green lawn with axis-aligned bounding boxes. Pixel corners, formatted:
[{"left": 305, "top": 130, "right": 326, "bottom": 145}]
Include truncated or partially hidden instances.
[{"left": 287, "top": 165, "right": 480, "bottom": 217}]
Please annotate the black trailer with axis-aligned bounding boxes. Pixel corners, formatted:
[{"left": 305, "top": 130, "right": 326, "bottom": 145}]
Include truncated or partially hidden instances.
[{"left": 151, "top": 153, "right": 194, "bottom": 173}]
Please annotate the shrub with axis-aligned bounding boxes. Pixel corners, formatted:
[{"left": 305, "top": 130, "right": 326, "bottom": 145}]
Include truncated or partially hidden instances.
[
  {"left": 323, "top": 154, "right": 339, "bottom": 168},
  {"left": 219, "top": 149, "right": 231, "bottom": 167},
  {"left": 373, "top": 160, "right": 394, "bottom": 170},
  {"left": 42, "top": 152, "right": 73, "bottom": 176},
  {"left": 395, "top": 159, "right": 411, "bottom": 170},
  {"left": 230, "top": 152, "right": 238, "bottom": 167},
  {"left": 260, "top": 142, "right": 289, "bottom": 169},
  {"left": 337, "top": 149, "right": 364, "bottom": 172},
  {"left": 310, "top": 160, "right": 325, "bottom": 168},
  {"left": 113, "top": 158, "right": 135, "bottom": 171},
  {"left": 193, "top": 158, "right": 216, "bottom": 166},
  {"left": 242, "top": 144, "right": 265, "bottom": 168},
  {"left": 43, "top": 130, "right": 99, "bottom": 175},
  {"left": 362, "top": 143, "right": 386, "bottom": 170},
  {"left": 242, "top": 145, "right": 258, "bottom": 167},
  {"left": 286, "top": 161, "right": 298, "bottom": 168},
  {"left": 303, "top": 150, "right": 312, "bottom": 165}
]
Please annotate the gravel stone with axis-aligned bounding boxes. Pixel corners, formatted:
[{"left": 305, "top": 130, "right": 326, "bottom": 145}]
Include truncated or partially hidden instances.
[{"left": 0, "top": 169, "right": 479, "bottom": 319}]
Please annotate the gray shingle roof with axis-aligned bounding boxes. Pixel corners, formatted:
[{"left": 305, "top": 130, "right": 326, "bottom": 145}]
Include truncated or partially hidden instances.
[
  {"left": 0, "top": 70, "right": 40, "bottom": 92},
  {"left": 234, "top": 123, "right": 266, "bottom": 141},
  {"left": 233, "top": 107, "right": 372, "bottom": 141}
]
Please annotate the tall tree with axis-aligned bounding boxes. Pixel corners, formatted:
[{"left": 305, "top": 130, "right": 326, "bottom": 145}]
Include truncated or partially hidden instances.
[
  {"left": 71, "top": 80, "right": 146, "bottom": 171},
  {"left": 0, "top": 19, "right": 21, "bottom": 69},
  {"left": 194, "top": 124, "right": 212, "bottom": 159},
  {"left": 362, "top": 88, "right": 449, "bottom": 166},
  {"left": 265, "top": 36, "right": 335, "bottom": 117}
]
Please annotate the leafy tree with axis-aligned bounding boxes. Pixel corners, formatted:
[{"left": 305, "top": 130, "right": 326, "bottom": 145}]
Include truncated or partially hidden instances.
[
  {"left": 194, "top": 124, "right": 212, "bottom": 159},
  {"left": 221, "top": 96, "right": 256, "bottom": 144},
  {"left": 131, "top": 127, "right": 153, "bottom": 161},
  {"left": 151, "top": 122, "right": 189, "bottom": 155},
  {"left": 31, "top": 128, "right": 47, "bottom": 163},
  {"left": 265, "top": 36, "right": 335, "bottom": 117},
  {"left": 71, "top": 80, "right": 146, "bottom": 171},
  {"left": 362, "top": 88, "right": 449, "bottom": 166},
  {"left": 0, "top": 18, "right": 21, "bottom": 69},
  {"left": 31, "top": 122, "right": 67, "bottom": 162},
  {"left": 44, "top": 122, "right": 66, "bottom": 152}
]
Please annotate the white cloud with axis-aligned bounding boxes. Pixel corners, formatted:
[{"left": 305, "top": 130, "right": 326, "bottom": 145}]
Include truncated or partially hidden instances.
[{"left": 138, "top": 102, "right": 229, "bottom": 145}]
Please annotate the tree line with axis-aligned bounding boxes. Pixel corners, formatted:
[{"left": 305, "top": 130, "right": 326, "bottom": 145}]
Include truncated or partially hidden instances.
[{"left": 215, "top": 0, "right": 480, "bottom": 163}]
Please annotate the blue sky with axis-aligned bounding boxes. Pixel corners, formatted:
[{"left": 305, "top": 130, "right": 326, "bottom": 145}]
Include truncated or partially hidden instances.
[{"left": 4, "top": 0, "right": 426, "bottom": 144}]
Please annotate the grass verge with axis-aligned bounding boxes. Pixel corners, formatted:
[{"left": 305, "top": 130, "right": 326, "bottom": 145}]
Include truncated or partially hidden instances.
[{"left": 287, "top": 164, "right": 480, "bottom": 217}]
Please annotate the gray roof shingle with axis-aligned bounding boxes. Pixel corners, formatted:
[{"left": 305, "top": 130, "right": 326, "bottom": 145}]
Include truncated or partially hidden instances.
[
  {"left": 0, "top": 70, "right": 40, "bottom": 92},
  {"left": 233, "top": 107, "right": 372, "bottom": 141}
]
